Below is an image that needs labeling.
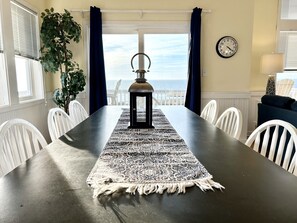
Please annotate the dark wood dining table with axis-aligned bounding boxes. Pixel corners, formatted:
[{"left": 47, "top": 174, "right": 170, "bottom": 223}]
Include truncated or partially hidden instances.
[{"left": 1, "top": 106, "right": 297, "bottom": 223}]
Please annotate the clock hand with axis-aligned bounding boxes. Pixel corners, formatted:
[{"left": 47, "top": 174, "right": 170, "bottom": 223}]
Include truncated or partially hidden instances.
[{"left": 227, "top": 46, "right": 234, "bottom": 52}]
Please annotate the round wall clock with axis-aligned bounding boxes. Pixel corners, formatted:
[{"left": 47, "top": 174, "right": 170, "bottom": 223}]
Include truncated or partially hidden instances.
[{"left": 216, "top": 36, "right": 238, "bottom": 58}]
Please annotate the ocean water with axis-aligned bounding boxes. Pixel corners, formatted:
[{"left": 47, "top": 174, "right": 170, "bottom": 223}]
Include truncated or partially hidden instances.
[{"left": 107, "top": 79, "right": 188, "bottom": 91}]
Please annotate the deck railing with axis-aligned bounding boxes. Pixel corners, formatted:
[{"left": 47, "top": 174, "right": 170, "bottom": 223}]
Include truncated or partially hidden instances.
[{"left": 107, "top": 89, "right": 186, "bottom": 106}]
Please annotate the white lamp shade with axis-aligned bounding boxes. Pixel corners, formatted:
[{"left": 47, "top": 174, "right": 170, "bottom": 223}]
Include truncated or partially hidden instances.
[{"left": 261, "top": 53, "right": 284, "bottom": 74}]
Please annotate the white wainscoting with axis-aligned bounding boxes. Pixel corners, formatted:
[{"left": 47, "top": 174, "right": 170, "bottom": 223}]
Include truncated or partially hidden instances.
[{"left": 248, "top": 91, "right": 265, "bottom": 135}]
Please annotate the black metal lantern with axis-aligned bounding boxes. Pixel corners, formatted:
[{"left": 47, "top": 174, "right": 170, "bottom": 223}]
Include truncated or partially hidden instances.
[{"left": 128, "top": 53, "right": 154, "bottom": 129}]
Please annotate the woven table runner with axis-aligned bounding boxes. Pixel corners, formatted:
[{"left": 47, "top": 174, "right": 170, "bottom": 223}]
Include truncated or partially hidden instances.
[{"left": 87, "top": 109, "right": 224, "bottom": 197}]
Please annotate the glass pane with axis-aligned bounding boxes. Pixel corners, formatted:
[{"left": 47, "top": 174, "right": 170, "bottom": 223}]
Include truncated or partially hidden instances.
[
  {"left": 281, "top": 0, "right": 297, "bottom": 19},
  {"left": 144, "top": 34, "right": 188, "bottom": 82},
  {"left": 276, "top": 72, "right": 297, "bottom": 99},
  {"left": 278, "top": 31, "right": 297, "bottom": 69},
  {"left": 0, "top": 54, "right": 9, "bottom": 106},
  {"left": 0, "top": 12, "right": 2, "bottom": 52},
  {"left": 0, "top": 10, "right": 8, "bottom": 106},
  {"left": 15, "top": 56, "right": 32, "bottom": 98},
  {"left": 103, "top": 34, "right": 138, "bottom": 105},
  {"left": 136, "top": 96, "right": 146, "bottom": 122},
  {"left": 11, "top": 2, "right": 38, "bottom": 59},
  {"left": 144, "top": 34, "right": 188, "bottom": 105}
]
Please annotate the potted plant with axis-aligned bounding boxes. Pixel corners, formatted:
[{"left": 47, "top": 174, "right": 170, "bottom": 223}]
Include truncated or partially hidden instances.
[{"left": 39, "top": 8, "right": 86, "bottom": 113}]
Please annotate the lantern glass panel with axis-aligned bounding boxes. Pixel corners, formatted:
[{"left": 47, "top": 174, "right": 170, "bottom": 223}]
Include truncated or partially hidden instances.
[{"left": 136, "top": 96, "right": 146, "bottom": 123}]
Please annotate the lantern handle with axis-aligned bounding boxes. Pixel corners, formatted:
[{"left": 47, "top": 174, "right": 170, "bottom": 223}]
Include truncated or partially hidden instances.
[{"left": 131, "top": 53, "right": 151, "bottom": 73}]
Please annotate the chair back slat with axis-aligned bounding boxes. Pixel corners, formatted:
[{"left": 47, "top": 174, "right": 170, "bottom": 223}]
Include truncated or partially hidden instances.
[
  {"left": 268, "top": 125, "right": 280, "bottom": 161},
  {"left": 261, "top": 126, "right": 271, "bottom": 156},
  {"left": 8, "top": 129, "right": 21, "bottom": 167},
  {"left": 283, "top": 139, "right": 294, "bottom": 170},
  {"left": 18, "top": 127, "right": 27, "bottom": 163},
  {"left": 275, "top": 129, "right": 287, "bottom": 165},
  {"left": 23, "top": 126, "right": 33, "bottom": 159}
]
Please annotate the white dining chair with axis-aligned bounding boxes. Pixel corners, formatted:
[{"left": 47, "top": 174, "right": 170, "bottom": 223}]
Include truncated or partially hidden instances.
[
  {"left": 0, "top": 119, "right": 47, "bottom": 177},
  {"left": 69, "top": 100, "right": 89, "bottom": 126},
  {"left": 200, "top": 100, "right": 218, "bottom": 125},
  {"left": 246, "top": 120, "right": 297, "bottom": 175},
  {"left": 215, "top": 107, "right": 243, "bottom": 140},
  {"left": 47, "top": 108, "right": 75, "bottom": 142}
]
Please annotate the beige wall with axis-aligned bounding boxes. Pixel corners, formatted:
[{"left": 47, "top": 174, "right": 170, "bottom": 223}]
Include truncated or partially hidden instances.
[
  {"left": 38, "top": 0, "right": 278, "bottom": 93},
  {"left": 250, "top": 0, "right": 279, "bottom": 92},
  {"left": 26, "top": 0, "right": 46, "bottom": 11}
]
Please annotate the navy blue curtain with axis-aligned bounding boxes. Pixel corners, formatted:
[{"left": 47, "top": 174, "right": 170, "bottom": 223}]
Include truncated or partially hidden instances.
[
  {"left": 185, "top": 7, "right": 202, "bottom": 115},
  {"left": 89, "top": 6, "right": 107, "bottom": 114}
]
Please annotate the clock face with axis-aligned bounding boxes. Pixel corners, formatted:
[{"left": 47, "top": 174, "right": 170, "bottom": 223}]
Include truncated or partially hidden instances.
[{"left": 216, "top": 36, "right": 238, "bottom": 58}]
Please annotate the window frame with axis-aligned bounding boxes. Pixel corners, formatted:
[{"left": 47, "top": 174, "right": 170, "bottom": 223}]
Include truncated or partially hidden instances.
[
  {"left": 276, "top": 0, "right": 297, "bottom": 98},
  {"left": 0, "top": 0, "right": 44, "bottom": 108},
  {"left": 101, "top": 20, "right": 190, "bottom": 80},
  {"left": 277, "top": 0, "right": 297, "bottom": 71},
  {"left": 102, "top": 20, "right": 190, "bottom": 50}
]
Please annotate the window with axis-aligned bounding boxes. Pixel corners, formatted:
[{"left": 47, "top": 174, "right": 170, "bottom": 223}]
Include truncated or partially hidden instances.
[
  {"left": 0, "top": 0, "right": 44, "bottom": 107},
  {"left": 15, "top": 56, "right": 32, "bottom": 98},
  {"left": 144, "top": 33, "right": 188, "bottom": 85},
  {"left": 0, "top": 7, "right": 9, "bottom": 106},
  {"left": 277, "top": 0, "right": 297, "bottom": 97},
  {"left": 103, "top": 34, "right": 138, "bottom": 92},
  {"left": 11, "top": 1, "right": 42, "bottom": 101},
  {"left": 102, "top": 23, "right": 189, "bottom": 106},
  {"left": 280, "top": 0, "right": 297, "bottom": 19}
]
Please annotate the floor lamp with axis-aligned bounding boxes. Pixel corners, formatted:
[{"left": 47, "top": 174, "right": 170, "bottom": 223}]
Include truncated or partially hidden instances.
[{"left": 261, "top": 53, "right": 284, "bottom": 95}]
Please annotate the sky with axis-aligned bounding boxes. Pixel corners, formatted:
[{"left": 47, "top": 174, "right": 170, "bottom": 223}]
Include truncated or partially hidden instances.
[{"left": 103, "top": 34, "right": 189, "bottom": 81}]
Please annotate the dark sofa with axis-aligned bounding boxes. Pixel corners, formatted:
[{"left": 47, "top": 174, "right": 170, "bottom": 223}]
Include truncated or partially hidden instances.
[{"left": 258, "top": 95, "right": 297, "bottom": 128}]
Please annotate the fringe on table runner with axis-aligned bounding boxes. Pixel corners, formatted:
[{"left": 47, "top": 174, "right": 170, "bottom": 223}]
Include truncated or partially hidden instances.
[
  {"left": 88, "top": 178, "right": 224, "bottom": 197},
  {"left": 87, "top": 160, "right": 225, "bottom": 197}
]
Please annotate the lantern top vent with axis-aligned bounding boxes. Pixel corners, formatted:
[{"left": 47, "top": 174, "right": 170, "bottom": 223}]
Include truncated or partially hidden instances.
[{"left": 129, "top": 52, "right": 154, "bottom": 93}]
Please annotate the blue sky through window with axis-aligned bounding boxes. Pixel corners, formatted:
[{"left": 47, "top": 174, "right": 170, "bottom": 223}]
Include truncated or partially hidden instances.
[
  {"left": 144, "top": 34, "right": 188, "bottom": 81},
  {"left": 103, "top": 33, "right": 189, "bottom": 91}
]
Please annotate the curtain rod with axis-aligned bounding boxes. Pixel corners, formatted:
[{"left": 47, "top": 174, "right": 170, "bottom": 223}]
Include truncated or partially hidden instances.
[{"left": 70, "top": 9, "right": 212, "bottom": 14}]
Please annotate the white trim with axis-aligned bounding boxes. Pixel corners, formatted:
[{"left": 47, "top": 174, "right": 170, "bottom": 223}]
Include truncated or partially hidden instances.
[
  {"left": 11, "top": 0, "right": 38, "bottom": 15},
  {"left": 202, "top": 91, "right": 250, "bottom": 99},
  {"left": 0, "top": 98, "right": 45, "bottom": 114},
  {"left": 99, "top": 21, "right": 190, "bottom": 33},
  {"left": 1, "top": 0, "right": 18, "bottom": 105}
]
